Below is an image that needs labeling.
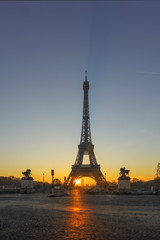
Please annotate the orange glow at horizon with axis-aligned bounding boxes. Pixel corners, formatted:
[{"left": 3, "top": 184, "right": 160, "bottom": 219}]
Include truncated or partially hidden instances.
[{"left": 0, "top": 164, "right": 156, "bottom": 184}]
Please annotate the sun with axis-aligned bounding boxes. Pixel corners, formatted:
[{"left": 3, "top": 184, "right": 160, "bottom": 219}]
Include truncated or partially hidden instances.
[{"left": 75, "top": 179, "right": 81, "bottom": 185}]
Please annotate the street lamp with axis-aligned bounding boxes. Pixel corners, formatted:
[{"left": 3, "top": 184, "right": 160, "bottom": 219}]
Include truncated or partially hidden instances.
[
  {"left": 51, "top": 169, "right": 54, "bottom": 193},
  {"left": 43, "top": 173, "right": 45, "bottom": 192}
]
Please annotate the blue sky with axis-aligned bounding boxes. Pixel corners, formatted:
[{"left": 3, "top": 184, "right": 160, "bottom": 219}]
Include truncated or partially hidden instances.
[{"left": 0, "top": 1, "right": 160, "bottom": 182}]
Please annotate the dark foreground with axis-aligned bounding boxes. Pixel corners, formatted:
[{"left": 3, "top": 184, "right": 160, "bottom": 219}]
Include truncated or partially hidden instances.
[{"left": 0, "top": 192, "right": 160, "bottom": 240}]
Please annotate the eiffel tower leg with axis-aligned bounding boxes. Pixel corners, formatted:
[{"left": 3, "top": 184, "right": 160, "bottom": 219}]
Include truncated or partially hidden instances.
[
  {"left": 65, "top": 170, "right": 78, "bottom": 187},
  {"left": 95, "top": 172, "right": 107, "bottom": 186},
  {"left": 75, "top": 148, "right": 84, "bottom": 165},
  {"left": 89, "top": 150, "right": 98, "bottom": 165}
]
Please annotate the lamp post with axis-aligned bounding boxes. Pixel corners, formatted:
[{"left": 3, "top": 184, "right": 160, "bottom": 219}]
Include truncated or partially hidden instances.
[
  {"left": 43, "top": 173, "right": 45, "bottom": 192},
  {"left": 51, "top": 169, "right": 54, "bottom": 193}
]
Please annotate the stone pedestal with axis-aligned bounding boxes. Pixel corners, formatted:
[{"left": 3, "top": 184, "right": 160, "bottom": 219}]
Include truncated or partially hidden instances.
[
  {"left": 21, "top": 179, "right": 34, "bottom": 193},
  {"left": 118, "top": 178, "right": 130, "bottom": 191}
]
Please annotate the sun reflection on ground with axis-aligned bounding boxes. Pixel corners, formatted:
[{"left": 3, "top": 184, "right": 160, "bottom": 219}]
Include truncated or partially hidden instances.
[
  {"left": 68, "top": 190, "right": 85, "bottom": 212},
  {"left": 65, "top": 190, "right": 89, "bottom": 235}
]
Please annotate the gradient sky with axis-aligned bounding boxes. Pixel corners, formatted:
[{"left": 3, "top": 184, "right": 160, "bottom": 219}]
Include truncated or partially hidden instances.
[{"left": 0, "top": 1, "right": 160, "bottom": 183}]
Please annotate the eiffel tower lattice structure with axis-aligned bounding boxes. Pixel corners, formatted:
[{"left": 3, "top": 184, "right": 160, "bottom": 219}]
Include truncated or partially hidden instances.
[{"left": 65, "top": 72, "right": 107, "bottom": 187}]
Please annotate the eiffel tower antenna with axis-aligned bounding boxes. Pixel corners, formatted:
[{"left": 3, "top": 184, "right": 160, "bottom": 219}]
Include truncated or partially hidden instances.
[
  {"left": 85, "top": 70, "right": 87, "bottom": 81},
  {"left": 65, "top": 72, "right": 107, "bottom": 187}
]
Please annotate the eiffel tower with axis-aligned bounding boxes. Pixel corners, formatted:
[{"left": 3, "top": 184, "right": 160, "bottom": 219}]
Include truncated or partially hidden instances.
[{"left": 65, "top": 71, "right": 106, "bottom": 186}]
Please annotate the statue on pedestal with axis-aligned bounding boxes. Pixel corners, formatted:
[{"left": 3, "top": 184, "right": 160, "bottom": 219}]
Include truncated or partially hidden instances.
[
  {"left": 118, "top": 167, "right": 131, "bottom": 190},
  {"left": 21, "top": 169, "right": 34, "bottom": 192},
  {"left": 118, "top": 167, "right": 130, "bottom": 180}
]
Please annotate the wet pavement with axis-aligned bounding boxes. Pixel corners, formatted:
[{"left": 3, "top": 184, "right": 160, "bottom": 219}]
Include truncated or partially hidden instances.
[{"left": 0, "top": 192, "right": 160, "bottom": 240}]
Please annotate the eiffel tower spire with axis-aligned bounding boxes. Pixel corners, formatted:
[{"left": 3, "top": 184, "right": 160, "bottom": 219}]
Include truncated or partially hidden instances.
[
  {"left": 80, "top": 70, "right": 92, "bottom": 144},
  {"left": 65, "top": 72, "right": 106, "bottom": 186},
  {"left": 75, "top": 71, "right": 97, "bottom": 166}
]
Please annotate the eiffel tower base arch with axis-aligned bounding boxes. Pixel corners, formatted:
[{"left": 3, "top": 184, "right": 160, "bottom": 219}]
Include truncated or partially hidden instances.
[{"left": 65, "top": 165, "right": 106, "bottom": 187}]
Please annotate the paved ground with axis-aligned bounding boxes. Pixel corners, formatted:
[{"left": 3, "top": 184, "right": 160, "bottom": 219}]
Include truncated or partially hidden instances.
[{"left": 0, "top": 192, "right": 160, "bottom": 240}]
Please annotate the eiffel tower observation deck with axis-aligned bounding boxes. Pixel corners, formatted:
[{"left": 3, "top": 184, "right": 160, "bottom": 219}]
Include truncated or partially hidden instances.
[{"left": 65, "top": 71, "right": 107, "bottom": 187}]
